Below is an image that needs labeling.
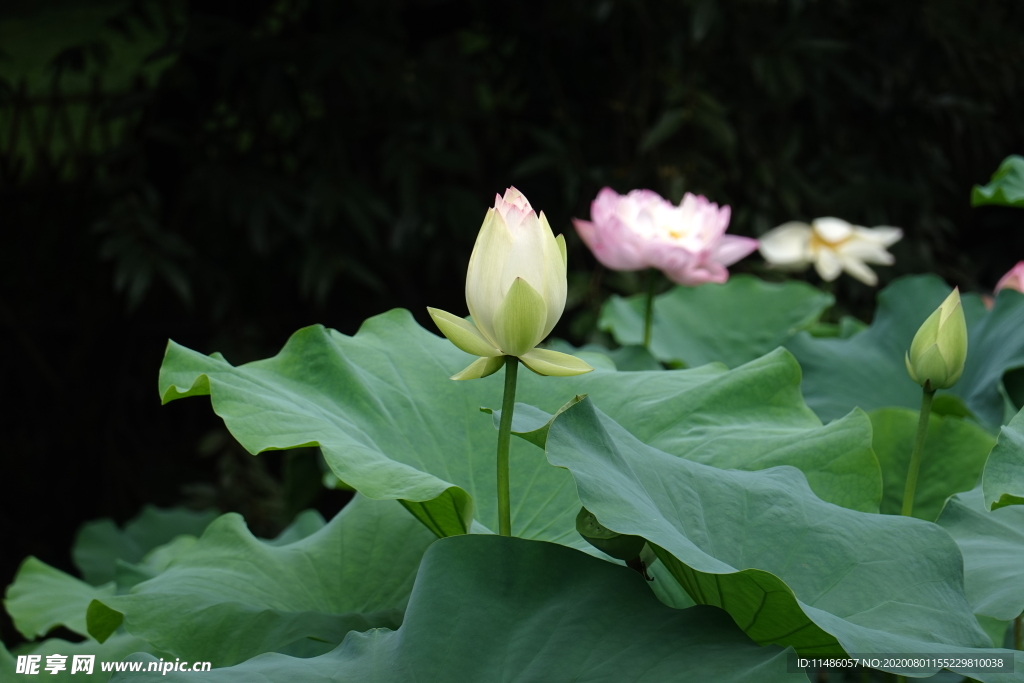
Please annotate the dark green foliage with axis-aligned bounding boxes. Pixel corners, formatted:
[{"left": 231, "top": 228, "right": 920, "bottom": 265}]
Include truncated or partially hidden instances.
[{"left": 5, "top": 0, "right": 1024, "bottom": 319}]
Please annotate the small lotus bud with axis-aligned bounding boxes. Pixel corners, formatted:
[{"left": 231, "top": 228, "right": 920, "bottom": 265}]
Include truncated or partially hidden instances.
[{"left": 905, "top": 288, "right": 968, "bottom": 390}]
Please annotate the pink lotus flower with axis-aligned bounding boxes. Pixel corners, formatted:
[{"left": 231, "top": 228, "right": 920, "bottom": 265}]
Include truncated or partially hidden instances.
[
  {"left": 572, "top": 187, "right": 758, "bottom": 285},
  {"left": 995, "top": 261, "right": 1024, "bottom": 294}
]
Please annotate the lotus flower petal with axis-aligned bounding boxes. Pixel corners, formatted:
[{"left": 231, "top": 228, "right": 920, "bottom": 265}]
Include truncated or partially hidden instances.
[
  {"left": 814, "top": 248, "right": 844, "bottom": 282},
  {"left": 710, "top": 234, "right": 761, "bottom": 266},
  {"left": 758, "top": 222, "right": 812, "bottom": 268},
  {"left": 836, "top": 255, "right": 879, "bottom": 286},
  {"left": 813, "top": 217, "right": 855, "bottom": 243},
  {"left": 995, "top": 261, "right": 1024, "bottom": 294}
]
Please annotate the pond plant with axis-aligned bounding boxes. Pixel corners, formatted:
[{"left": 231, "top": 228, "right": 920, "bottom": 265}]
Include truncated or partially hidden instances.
[{"left": 5, "top": 160, "right": 1024, "bottom": 682}]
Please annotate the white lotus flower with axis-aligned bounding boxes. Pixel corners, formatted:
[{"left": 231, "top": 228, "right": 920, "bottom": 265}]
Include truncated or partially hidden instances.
[
  {"left": 758, "top": 217, "right": 902, "bottom": 286},
  {"left": 427, "top": 188, "right": 592, "bottom": 380}
]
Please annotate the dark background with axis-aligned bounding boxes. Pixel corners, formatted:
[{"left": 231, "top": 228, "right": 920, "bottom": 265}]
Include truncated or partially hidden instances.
[{"left": 2, "top": 0, "right": 1022, "bottom": 647}]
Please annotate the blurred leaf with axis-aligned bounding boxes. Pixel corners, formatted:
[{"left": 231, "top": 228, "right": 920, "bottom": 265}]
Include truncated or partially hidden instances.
[
  {"left": 4, "top": 558, "right": 114, "bottom": 639},
  {"left": 982, "top": 407, "right": 1024, "bottom": 510},
  {"left": 93, "top": 188, "right": 194, "bottom": 310},
  {"left": 937, "top": 487, "right": 1024, "bottom": 622},
  {"left": 869, "top": 408, "right": 995, "bottom": 521},
  {"left": 73, "top": 506, "right": 218, "bottom": 586},
  {"left": 787, "top": 276, "right": 1024, "bottom": 428},
  {"left": 805, "top": 316, "right": 868, "bottom": 339},
  {"left": 972, "top": 155, "right": 1024, "bottom": 208},
  {"left": 266, "top": 509, "right": 325, "bottom": 547},
  {"left": 601, "top": 275, "right": 833, "bottom": 368},
  {"left": 639, "top": 108, "right": 689, "bottom": 153}
]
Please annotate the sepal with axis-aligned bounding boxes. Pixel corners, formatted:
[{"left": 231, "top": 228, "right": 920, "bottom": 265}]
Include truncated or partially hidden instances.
[
  {"left": 519, "top": 348, "right": 594, "bottom": 377},
  {"left": 427, "top": 307, "right": 500, "bottom": 358},
  {"left": 450, "top": 355, "right": 505, "bottom": 381},
  {"left": 492, "top": 278, "right": 548, "bottom": 357}
]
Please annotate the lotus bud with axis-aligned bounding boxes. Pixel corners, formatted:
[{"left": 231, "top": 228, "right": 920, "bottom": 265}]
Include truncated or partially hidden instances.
[
  {"left": 575, "top": 507, "right": 653, "bottom": 580},
  {"left": 428, "top": 188, "right": 593, "bottom": 380},
  {"left": 905, "top": 288, "right": 968, "bottom": 390}
]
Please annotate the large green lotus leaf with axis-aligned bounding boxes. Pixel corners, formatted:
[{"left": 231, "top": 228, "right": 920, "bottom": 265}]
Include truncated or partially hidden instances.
[
  {"left": 958, "top": 288, "right": 1024, "bottom": 426},
  {"left": 74, "top": 506, "right": 219, "bottom": 586},
  {"left": 160, "top": 311, "right": 879, "bottom": 545},
  {"left": 109, "top": 535, "right": 805, "bottom": 683},
  {"left": 4, "top": 634, "right": 164, "bottom": 683},
  {"left": 937, "top": 487, "right": 1024, "bottom": 623},
  {"left": 982, "top": 407, "right": 1024, "bottom": 509},
  {"left": 158, "top": 311, "right": 573, "bottom": 541},
  {"left": 86, "top": 495, "right": 436, "bottom": 667},
  {"left": 786, "top": 276, "right": 1024, "bottom": 428},
  {"left": 536, "top": 349, "right": 880, "bottom": 517},
  {"left": 599, "top": 275, "right": 834, "bottom": 368},
  {"left": 263, "top": 509, "right": 326, "bottom": 545},
  {"left": 495, "top": 348, "right": 879, "bottom": 513},
  {"left": 113, "top": 509, "right": 328, "bottom": 591},
  {"left": 972, "top": 155, "right": 1024, "bottom": 208},
  {"left": 545, "top": 338, "right": 662, "bottom": 371},
  {"left": 976, "top": 614, "right": 1013, "bottom": 649},
  {"left": 4, "top": 557, "right": 115, "bottom": 639},
  {"left": 869, "top": 408, "right": 995, "bottom": 520},
  {"left": 805, "top": 316, "right": 868, "bottom": 339},
  {"left": 532, "top": 397, "right": 1024, "bottom": 679}
]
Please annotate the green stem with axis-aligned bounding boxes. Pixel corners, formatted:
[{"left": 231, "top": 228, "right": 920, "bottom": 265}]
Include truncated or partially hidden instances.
[
  {"left": 643, "top": 269, "right": 656, "bottom": 348},
  {"left": 1014, "top": 613, "right": 1022, "bottom": 650},
  {"left": 496, "top": 356, "right": 519, "bottom": 537},
  {"left": 901, "top": 386, "right": 935, "bottom": 517}
]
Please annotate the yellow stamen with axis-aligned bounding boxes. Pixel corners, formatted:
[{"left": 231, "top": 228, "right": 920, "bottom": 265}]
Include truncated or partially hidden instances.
[{"left": 809, "top": 231, "right": 852, "bottom": 250}]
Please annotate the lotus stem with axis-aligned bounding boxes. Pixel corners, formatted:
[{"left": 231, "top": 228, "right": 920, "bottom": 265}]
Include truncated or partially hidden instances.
[
  {"left": 643, "top": 269, "right": 656, "bottom": 348},
  {"left": 1015, "top": 613, "right": 1022, "bottom": 650},
  {"left": 901, "top": 385, "right": 935, "bottom": 517},
  {"left": 496, "top": 356, "right": 519, "bottom": 537}
]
